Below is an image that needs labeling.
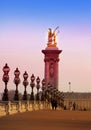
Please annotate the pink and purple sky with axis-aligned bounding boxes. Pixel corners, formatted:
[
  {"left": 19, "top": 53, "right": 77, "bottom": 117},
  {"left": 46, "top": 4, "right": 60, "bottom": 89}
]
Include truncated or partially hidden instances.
[{"left": 0, "top": 0, "right": 91, "bottom": 93}]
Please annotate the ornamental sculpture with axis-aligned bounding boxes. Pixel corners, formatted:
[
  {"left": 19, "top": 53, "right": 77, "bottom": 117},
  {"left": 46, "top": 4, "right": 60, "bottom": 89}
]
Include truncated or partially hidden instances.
[{"left": 47, "top": 26, "right": 59, "bottom": 47}]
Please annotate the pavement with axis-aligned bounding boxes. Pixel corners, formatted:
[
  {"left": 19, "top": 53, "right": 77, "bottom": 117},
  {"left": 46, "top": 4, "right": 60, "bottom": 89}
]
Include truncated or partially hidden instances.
[{"left": 0, "top": 110, "right": 91, "bottom": 130}]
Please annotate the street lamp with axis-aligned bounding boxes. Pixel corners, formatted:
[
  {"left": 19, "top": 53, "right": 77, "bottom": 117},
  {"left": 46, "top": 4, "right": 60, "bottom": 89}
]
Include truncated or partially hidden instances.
[
  {"left": 36, "top": 76, "right": 40, "bottom": 101},
  {"left": 41, "top": 79, "right": 46, "bottom": 101},
  {"left": 30, "top": 74, "right": 35, "bottom": 101},
  {"left": 2, "top": 63, "right": 10, "bottom": 101},
  {"left": 68, "top": 82, "right": 72, "bottom": 109},
  {"left": 23, "top": 71, "right": 29, "bottom": 100},
  {"left": 60, "top": 92, "right": 64, "bottom": 108},
  {"left": 46, "top": 82, "right": 51, "bottom": 102},
  {"left": 14, "top": 68, "right": 20, "bottom": 101},
  {"left": 69, "top": 82, "right": 71, "bottom": 93}
]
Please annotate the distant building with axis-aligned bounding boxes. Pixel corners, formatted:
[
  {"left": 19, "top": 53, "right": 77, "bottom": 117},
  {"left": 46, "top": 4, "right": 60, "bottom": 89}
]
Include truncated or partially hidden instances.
[{"left": 64, "top": 92, "right": 91, "bottom": 99}]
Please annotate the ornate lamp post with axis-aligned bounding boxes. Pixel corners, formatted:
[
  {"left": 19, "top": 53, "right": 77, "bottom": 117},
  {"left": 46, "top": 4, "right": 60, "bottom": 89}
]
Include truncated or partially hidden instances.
[
  {"left": 30, "top": 74, "right": 35, "bottom": 101},
  {"left": 68, "top": 82, "right": 71, "bottom": 107},
  {"left": 69, "top": 82, "right": 71, "bottom": 93},
  {"left": 60, "top": 91, "right": 64, "bottom": 108},
  {"left": 2, "top": 63, "right": 10, "bottom": 101},
  {"left": 23, "top": 71, "right": 29, "bottom": 100},
  {"left": 41, "top": 79, "right": 46, "bottom": 101},
  {"left": 36, "top": 76, "right": 40, "bottom": 101},
  {"left": 14, "top": 68, "right": 20, "bottom": 101},
  {"left": 50, "top": 86, "right": 54, "bottom": 99},
  {"left": 46, "top": 82, "right": 51, "bottom": 102}
]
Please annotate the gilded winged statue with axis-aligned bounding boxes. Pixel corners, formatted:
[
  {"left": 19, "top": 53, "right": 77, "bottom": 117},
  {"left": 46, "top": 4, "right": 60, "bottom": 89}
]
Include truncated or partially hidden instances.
[{"left": 47, "top": 26, "right": 59, "bottom": 47}]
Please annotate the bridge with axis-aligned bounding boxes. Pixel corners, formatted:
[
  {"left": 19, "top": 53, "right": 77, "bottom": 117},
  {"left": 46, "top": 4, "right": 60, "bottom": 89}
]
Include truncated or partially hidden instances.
[
  {"left": 0, "top": 107, "right": 91, "bottom": 130},
  {"left": 1, "top": 63, "right": 91, "bottom": 116},
  {"left": 0, "top": 100, "right": 91, "bottom": 130},
  {"left": 0, "top": 63, "right": 91, "bottom": 130}
]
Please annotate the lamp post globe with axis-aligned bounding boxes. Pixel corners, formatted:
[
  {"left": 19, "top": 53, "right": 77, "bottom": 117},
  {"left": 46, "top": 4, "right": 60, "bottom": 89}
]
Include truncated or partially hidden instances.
[
  {"left": 23, "top": 71, "right": 28, "bottom": 79},
  {"left": 3, "top": 74, "right": 9, "bottom": 83},
  {"left": 30, "top": 74, "right": 35, "bottom": 101},
  {"left": 3, "top": 63, "right": 10, "bottom": 74},
  {"left": 23, "top": 71, "right": 29, "bottom": 100},
  {"left": 2, "top": 63, "right": 10, "bottom": 101},
  {"left": 14, "top": 68, "right": 20, "bottom": 77},
  {"left": 31, "top": 74, "right": 35, "bottom": 82},
  {"left": 14, "top": 68, "right": 20, "bottom": 101}
]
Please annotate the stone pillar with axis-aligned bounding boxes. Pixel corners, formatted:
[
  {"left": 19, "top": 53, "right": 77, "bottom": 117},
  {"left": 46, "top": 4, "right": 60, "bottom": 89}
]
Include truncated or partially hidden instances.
[{"left": 42, "top": 48, "right": 62, "bottom": 89}]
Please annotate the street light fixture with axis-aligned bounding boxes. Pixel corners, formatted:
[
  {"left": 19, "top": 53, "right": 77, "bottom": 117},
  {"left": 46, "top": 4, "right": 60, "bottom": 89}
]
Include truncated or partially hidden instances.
[
  {"left": 2, "top": 63, "right": 10, "bottom": 101},
  {"left": 36, "top": 76, "right": 40, "bottom": 101},
  {"left": 69, "top": 82, "right": 71, "bottom": 93},
  {"left": 41, "top": 79, "right": 46, "bottom": 101},
  {"left": 46, "top": 82, "right": 51, "bottom": 102},
  {"left": 23, "top": 71, "right": 29, "bottom": 100},
  {"left": 30, "top": 74, "right": 35, "bottom": 101},
  {"left": 68, "top": 82, "right": 71, "bottom": 109},
  {"left": 14, "top": 68, "right": 20, "bottom": 101}
]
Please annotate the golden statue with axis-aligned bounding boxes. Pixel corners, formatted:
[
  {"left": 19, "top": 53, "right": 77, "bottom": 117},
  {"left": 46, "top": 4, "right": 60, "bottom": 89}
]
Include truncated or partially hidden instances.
[{"left": 47, "top": 26, "right": 59, "bottom": 47}]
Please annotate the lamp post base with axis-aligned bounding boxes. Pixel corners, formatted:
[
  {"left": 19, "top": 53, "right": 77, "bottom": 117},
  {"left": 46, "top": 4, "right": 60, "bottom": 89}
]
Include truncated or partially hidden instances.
[
  {"left": 36, "top": 93, "right": 39, "bottom": 101},
  {"left": 2, "top": 88, "right": 9, "bottom": 101},
  {"left": 30, "top": 92, "right": 34, "bottom": 101},
  {"left": 23, "top": 91, "right": 27, "bottom": 100},
  {"left": 14, "top": 90, "right": 19, "bottom": 101}
]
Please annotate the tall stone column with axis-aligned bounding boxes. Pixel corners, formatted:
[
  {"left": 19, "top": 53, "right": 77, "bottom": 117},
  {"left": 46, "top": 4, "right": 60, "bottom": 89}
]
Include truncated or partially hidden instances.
[{"left": 42, "top": 27, "right": 62, "bottom": 89}]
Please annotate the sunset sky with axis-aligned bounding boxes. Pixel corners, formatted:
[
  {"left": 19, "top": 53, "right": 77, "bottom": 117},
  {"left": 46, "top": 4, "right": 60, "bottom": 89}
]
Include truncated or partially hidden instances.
[{"left": 0, "top": 0, "right": 91, "bottom": 94}]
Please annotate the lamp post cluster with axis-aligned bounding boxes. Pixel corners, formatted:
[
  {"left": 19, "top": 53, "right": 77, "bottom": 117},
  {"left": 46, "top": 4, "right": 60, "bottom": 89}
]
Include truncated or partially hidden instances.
[
  {"left": 2, "top": 63, "right": 64, "bottom": 107},
  {"left": 44, "top": 83, "right": 64, "bottom": 107}
]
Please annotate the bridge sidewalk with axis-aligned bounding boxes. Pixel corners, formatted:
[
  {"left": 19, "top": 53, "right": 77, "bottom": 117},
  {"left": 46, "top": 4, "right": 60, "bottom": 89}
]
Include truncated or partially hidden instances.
[{"left": 0, "top": 110, "right": 91, "bottom": 130}]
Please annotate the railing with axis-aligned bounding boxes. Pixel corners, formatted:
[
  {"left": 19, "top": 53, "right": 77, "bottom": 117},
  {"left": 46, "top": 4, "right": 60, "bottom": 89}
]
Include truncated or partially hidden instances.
[
  {"left": 64, "top": 99, "right": 91, "bottom": 111},
  {"left": 0, "top": 101, "right": 51, "bottom": 117},
  {"left": 1, "top": 99, "right": 91, "bottom": 117}
]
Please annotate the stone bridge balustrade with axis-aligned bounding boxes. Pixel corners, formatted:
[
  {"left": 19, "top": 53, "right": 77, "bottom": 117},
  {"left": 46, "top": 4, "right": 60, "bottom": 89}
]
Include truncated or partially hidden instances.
[
  {"left": 0, "top": 101, "right": 51, "bottom": 117},
  {"left": 0, "top": 99, "right": 91, "bottom": 117},
  {"left": 64, "top": 99, "right": 91, "bottom": 111}
]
